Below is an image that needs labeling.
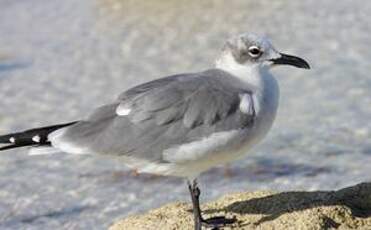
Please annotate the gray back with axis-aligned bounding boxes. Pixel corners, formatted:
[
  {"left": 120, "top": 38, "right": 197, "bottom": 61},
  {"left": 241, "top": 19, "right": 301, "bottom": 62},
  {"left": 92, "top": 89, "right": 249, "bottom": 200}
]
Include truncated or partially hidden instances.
[{"left": 54, "top": 69, "right": 256, "bottom": 163}]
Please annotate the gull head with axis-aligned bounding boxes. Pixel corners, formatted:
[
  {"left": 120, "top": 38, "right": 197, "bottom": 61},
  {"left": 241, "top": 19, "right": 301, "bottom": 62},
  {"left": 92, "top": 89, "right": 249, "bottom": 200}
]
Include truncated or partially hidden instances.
[{"left": 216, "top": 33, "right": 310, "bottom": 72}]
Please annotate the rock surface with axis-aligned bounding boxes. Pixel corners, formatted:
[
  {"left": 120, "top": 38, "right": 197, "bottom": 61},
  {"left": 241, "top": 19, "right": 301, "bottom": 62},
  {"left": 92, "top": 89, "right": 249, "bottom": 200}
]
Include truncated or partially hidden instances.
[{"left": 110, "top": 183, "right": 371, "bottom": 230}]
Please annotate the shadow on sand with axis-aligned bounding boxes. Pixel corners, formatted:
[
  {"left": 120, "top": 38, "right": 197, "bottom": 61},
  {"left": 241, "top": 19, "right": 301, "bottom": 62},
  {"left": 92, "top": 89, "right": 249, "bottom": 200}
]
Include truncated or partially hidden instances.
[
  {"left": 110, "top": 182, "right": 371, "bottom": 229},
  {"left": 207, "top": 182, "right": 371, "bottom": 227}
]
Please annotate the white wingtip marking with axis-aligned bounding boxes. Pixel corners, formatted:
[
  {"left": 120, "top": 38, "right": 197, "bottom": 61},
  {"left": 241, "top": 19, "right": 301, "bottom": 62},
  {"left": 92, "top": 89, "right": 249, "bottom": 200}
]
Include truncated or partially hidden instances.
[
  {"left": 9, "top": 137, "right": 15, "bottom": 143},
  {"left": 116, "top": 104, "right": 131, "bottom": 116},
  {"left": 239, "top": 93, "right": 253, "bottom": 115},
  {"left": 32, "top": 135, "right": 41, "bottom": 143}
]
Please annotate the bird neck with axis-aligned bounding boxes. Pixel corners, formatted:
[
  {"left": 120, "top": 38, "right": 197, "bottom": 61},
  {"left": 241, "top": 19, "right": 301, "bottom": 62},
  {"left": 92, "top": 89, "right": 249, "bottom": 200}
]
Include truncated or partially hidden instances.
[{"left": 215, "top": 52, "right": 265, "bottom": 90}]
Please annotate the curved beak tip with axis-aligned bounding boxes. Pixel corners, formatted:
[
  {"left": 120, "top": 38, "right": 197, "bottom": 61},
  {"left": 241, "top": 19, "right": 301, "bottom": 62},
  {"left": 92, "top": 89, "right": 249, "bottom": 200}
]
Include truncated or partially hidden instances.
[
  {"left": 301, "top": 61, "right": 311, "bottom": 70},
  {"left": 272, "top": 53, "right": 311, "bottom": 70},
  {"left": 301, "top": 62, "right": 311, "bottom": 70}
]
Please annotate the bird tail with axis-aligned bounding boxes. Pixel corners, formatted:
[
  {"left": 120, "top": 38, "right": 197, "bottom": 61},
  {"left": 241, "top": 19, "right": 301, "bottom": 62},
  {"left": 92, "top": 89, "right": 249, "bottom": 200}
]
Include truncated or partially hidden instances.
[{"left": 0, "top": 121, "right": 77, "bottom": 151}]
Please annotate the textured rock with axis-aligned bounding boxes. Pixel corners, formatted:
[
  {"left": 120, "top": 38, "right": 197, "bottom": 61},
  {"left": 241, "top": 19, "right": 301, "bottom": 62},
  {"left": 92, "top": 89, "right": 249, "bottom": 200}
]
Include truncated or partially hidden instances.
[{"left": 110, "top": 183, "right": 371, "bottom": 230}]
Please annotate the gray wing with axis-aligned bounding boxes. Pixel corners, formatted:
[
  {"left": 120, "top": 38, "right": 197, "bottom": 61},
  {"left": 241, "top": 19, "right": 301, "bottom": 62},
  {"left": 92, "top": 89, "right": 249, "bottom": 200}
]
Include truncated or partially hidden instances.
[{"left": 50, "top": 69, "right": 256, "bottom": 163}]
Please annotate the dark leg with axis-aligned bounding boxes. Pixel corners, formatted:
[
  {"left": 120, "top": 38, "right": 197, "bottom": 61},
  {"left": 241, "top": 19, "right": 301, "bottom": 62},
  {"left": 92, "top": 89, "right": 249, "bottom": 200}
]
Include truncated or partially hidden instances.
[
  {"left": 188, "top": 180, "right": 202, "bottom": 229},
  {"left": 187, "top": 180, "right": 236, "bottom": 230}
]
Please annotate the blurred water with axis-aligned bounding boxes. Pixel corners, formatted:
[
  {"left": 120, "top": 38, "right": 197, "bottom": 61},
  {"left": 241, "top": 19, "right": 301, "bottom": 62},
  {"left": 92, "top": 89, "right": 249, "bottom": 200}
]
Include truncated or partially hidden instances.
[{"left": 0, "top": 0, "right": 370, "bottom": 229}]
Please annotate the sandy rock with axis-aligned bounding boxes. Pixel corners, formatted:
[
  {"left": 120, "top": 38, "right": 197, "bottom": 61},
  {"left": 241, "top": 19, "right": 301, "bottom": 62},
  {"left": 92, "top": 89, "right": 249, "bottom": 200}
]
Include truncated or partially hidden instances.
[{"left": 110, "top": 183, "right": 371, "bottom": 230}]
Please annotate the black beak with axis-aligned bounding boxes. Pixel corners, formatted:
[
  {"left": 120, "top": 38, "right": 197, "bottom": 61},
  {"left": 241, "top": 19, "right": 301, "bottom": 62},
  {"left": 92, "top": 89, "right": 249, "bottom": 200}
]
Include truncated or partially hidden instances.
[{"left": 271, "top": 53, "right": 310, "bottom": 69}]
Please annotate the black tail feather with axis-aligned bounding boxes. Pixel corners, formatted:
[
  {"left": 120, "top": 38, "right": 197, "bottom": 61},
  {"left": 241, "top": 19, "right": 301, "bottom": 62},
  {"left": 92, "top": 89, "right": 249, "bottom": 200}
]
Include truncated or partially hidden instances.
[{"left": 0, "top": 121, "right": 77, "bottom": 151}]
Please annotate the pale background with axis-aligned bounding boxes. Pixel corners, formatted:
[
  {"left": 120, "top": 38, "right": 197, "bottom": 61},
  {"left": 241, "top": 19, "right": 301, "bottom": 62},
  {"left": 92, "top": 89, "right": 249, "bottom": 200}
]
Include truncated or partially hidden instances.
[{"left": 0, "top": 0, "right": 370, "bottom": 229}]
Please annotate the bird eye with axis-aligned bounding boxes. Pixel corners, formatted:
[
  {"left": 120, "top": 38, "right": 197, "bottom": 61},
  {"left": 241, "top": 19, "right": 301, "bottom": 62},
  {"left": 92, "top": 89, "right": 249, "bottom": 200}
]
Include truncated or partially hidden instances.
[{"left": 248, "top": 46, "right": 262, "bottom": 57}]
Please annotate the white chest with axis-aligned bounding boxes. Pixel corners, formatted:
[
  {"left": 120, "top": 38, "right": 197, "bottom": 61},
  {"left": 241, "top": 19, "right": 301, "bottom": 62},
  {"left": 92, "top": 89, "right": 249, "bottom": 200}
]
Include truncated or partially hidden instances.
[
  {"left": 214, "top": 56, "right": 280, "bottom": 158},
  {"left": 167, "top": 66, "right": 280, "bottom": 178}
]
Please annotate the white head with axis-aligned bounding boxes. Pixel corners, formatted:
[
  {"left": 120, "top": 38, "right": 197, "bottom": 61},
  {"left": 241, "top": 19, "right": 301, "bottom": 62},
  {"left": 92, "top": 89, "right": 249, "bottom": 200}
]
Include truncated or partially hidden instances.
[{"left": 216, "top": 33, "right": 310, "bottom": 74}]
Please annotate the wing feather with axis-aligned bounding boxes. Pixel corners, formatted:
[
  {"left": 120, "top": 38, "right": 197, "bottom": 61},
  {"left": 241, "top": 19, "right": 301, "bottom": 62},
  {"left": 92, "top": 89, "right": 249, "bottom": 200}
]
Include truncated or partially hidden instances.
[{"left": 50, "top": 69, "right": 256, "bottom": 163}]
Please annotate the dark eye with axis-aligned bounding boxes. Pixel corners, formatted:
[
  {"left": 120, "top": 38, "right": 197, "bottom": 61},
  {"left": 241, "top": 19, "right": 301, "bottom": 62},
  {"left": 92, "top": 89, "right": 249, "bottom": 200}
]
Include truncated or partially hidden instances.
[{"left": 248, "top": 46, "right": 262, "bottom": 57}]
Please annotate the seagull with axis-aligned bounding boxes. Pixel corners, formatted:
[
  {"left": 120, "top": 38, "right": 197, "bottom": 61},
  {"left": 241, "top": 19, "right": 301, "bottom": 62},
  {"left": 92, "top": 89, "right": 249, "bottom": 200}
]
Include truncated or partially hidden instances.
[{"left": 0, "top": 33, "right": 310, "bottom": 230}]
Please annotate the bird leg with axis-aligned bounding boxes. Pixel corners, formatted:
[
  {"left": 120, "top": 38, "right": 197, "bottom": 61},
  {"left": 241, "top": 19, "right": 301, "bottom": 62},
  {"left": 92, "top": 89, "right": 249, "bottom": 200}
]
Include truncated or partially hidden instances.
[{"left": 187, "top": 180, "right": 236, "bottom": 230}]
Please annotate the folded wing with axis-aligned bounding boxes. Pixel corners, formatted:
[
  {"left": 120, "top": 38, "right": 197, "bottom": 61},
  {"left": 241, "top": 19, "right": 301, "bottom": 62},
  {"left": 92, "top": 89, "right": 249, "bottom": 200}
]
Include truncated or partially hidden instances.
[{"left": 49, "top": 69, "right": 256, "bottom": 164}]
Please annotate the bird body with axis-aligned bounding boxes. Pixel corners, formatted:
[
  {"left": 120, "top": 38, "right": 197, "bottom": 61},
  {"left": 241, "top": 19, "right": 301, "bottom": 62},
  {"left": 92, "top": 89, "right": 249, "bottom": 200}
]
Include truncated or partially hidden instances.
[
  {"left": 0, "top": 33, "right": 309, "bottom": 230},
  {"left": 48, "top": 66, "right": 278, "bottom": 179}
]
